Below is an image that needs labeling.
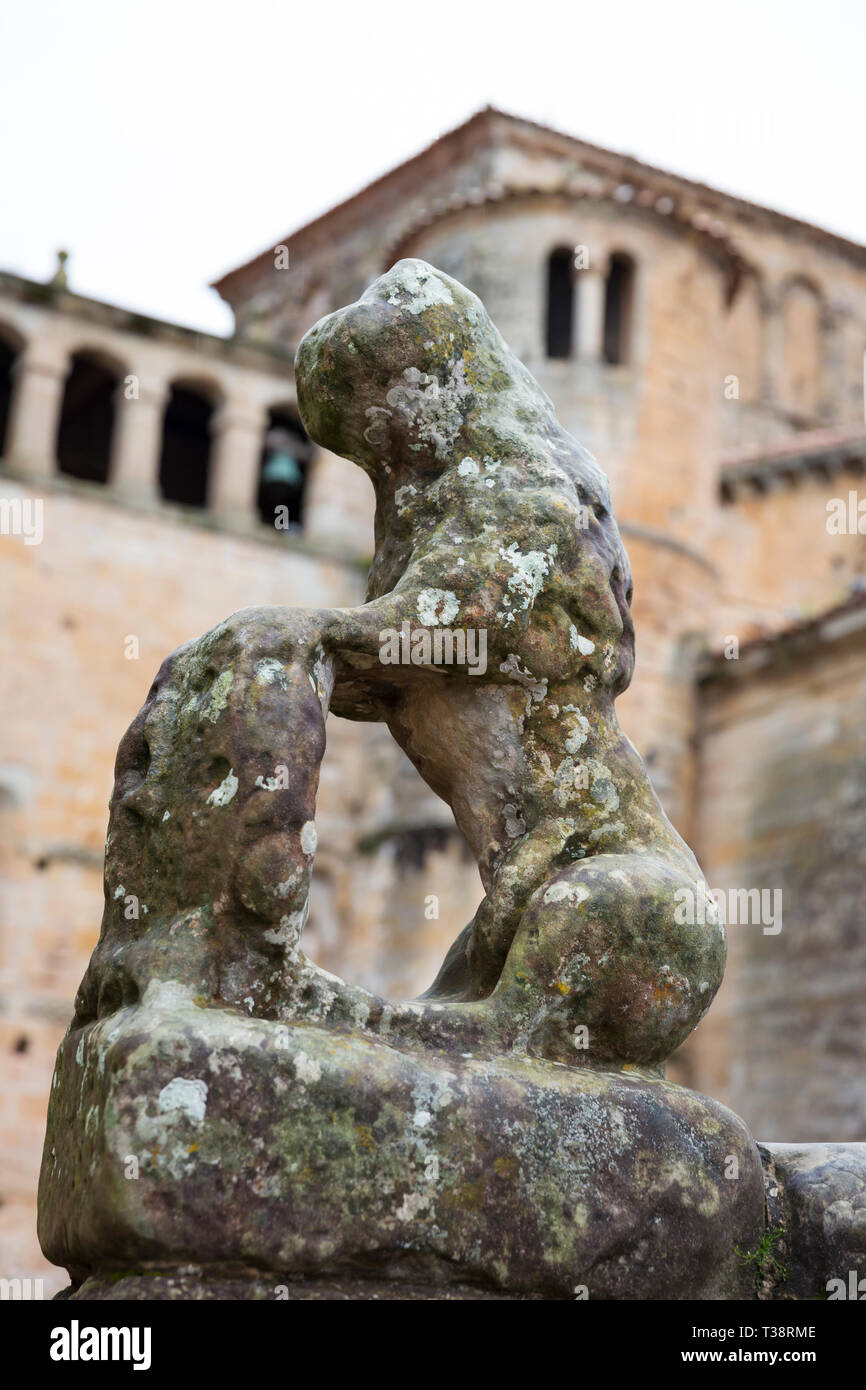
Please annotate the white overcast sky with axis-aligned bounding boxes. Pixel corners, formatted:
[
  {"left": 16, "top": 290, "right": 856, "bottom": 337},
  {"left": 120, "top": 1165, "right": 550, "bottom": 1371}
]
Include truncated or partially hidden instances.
[{"left": 1, "top": 0, "right": 863, "bottom": 335}]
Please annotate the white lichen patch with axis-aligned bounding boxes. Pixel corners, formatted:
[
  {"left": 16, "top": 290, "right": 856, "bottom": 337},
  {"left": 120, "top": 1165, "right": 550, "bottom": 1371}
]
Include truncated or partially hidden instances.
[
  {"left": 588, "top": 818, "right": 627, "bottom": 847},
  {"left": 499, "top": 543, "right": 557, "bottom": 625},
  {"left": 206, "top": 769, "right": 238, "bottom": 808},
  {"left": 585, "top": 759, "right": 620, "bottom": 816},
  {"left": 385, "top": 360, "right": 470, "bottom": 460},
  {"left": 552, "top": 756, "right": 589, "bottom": 807},
  {"left": 499, "top": 653, "right": 548, "bottom": 716},
  {"left": 569, "top": 626, "right": 596, "bottom": 656},
  {"left": 394, "top": 483, "right": 417, "bottom": 513},
  {"left": 385, "top": 262, "right": 454, "bottom": 315},
  {"left": 417, "top": 588, "right": 460, "bottom": 626},
  {"left": 395, "top": 1189, "right": 432, "bottom": 1221},
  {"left": 204, "top": 668, "right": 234, "bottom": 722},
  {"left": 293, "top": 1051, "right": 322, "bottom": 1085},
  {"left": 350, "top": 998, "right": 371, "bottom": 1029},
  {"left": 158, "top": 1077, "right": 208, "bottom": 1125},
  {"left": 255, "top": 774, "right": 283, "bottom": 791},
  {"left": 543, "top": 881, "right": 591, "bottom": 907},
  {"left": 363, "top": 404, "right": 393, "bottom": 453},
  {"left": 141, "top": 978, "right": 198, "bottom": 1013},
  {"left": 457, "top": 456, "right": 479, "bottom": 477},
  {"left": 263, "top": 906, "right": 307, "bottom": 948},
  {"left": 254, "top": 658, "right": 286, "bottom": 688},
  {"left": 562, "top": 704, "right": 591, "bottom": 754}
]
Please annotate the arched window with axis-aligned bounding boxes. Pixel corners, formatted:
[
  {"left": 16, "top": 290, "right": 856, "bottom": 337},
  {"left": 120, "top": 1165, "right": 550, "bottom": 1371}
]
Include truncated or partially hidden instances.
[
  {"left": 724, "top": 276, "right": 764, "bottom": 405},
  {"left": 57, "top": 350, "right": 121, "bottom": 483},
  {"left": 779, "top": 279, "right": 822, "bottom": 419},
  {"left": 257, "top": 408, "right": 312, "bottom": 531},
  {"left": 603, "top": 253, "right": 635, "bottom": 365},
  {"left": 159, "top": 382, "right": 217, "bottom": 508},
  {"left": 0, "top": 325, "right": 24, "bottom": 459},
  {"left": 545, "top": 248, "right": 575, "bottom": 359}
]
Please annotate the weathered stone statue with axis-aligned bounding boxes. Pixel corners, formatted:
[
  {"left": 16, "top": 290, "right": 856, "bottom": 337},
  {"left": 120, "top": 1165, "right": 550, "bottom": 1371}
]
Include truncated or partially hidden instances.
[{"left": 38, "top": 262, "right": 865, "bottom": 1300}]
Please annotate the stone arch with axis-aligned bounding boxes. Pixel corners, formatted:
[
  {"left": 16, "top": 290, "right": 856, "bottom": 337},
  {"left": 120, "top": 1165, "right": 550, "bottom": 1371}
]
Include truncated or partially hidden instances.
[
  {"left": 777, "top": 275, "right": 824, "bottom": 419},
  {"left": 725, "top": 272, "right": 766, "bottom": 404},
  {"left": 0, "top": 321, "right": 26, "bottom": 459},
  {"left": 603, "top": 251, "right": 636, "bottom": 365},
  {"left": 545, "top": 246, "right": 576, "bottom": 359},
  {"left": 257, "top": 404, "right": 312, "bottom": 531},
  {"left": 57, "top": 346, "right": 126, "bottom": 484},
  {"left": 159, "top": 377, "right": 224, "bottom": 509}
]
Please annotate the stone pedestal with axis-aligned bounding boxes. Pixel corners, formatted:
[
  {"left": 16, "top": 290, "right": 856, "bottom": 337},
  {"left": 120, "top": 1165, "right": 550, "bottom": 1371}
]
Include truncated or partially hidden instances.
[{"left": 40, "top": 985, "right": 764, "bottom": 1301}]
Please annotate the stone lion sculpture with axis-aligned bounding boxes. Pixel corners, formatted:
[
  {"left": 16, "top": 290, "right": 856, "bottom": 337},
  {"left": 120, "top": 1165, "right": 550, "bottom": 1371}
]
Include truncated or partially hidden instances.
[{"left": 39, "top": 261, "right": 763, "bottom": 1301}]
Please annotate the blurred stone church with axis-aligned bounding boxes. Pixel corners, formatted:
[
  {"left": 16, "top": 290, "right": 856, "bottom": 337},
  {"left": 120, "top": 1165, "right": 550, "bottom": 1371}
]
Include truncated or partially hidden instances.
[{"left": 2, "top": 107, "right": 865, "bottom": 1285}]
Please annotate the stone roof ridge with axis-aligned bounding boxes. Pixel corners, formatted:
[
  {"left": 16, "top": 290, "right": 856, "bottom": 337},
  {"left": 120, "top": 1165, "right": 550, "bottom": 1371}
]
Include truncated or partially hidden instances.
[
  {"left": 719, "top": 425, "right": 866, "bottom": 501},
  {"left": 212, "top": 105, "right": 866, "bottom": 295},
  {"left": 700, "top": 589, "right": 866, "bottom": 673},
  {"left": 721, "top": 424, "right": 866, "bottom": 470},
  {"left": 384, "top": 175, "right": 749, "bottom": 289}
]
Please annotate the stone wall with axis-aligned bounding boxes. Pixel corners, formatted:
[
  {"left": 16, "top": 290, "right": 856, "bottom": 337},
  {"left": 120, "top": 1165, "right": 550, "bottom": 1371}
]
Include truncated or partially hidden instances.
[
  {"left": 713, "top": 452, "right": 866, "bottom": 641},
  {"left": 680, "top": 603, "right": 866, "bottom": 1140}
]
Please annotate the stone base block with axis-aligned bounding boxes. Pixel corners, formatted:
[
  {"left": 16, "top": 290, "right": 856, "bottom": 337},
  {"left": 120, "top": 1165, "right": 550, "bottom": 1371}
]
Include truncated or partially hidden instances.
[
  {"left": 760, "top": 1142, "right": 866, "bottom": 1300},
  {"left": 39, "top": 985, "right": 765, "bottom": 1300}
]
